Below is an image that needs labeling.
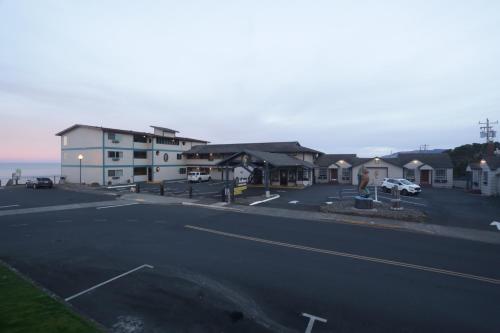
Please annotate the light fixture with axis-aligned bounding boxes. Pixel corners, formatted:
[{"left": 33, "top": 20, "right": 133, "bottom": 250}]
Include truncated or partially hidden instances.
[
  {"left": 480, "top": 159, "right": 486, "bottom": 164},
  {"left": 374, "top": 157, "right": 380, "bottom": 161},
  {"left": 78, "top": 154, "right": 83, "bottom": 160},
  {"left": 339, "top": 160, "right": 344, "bottom": 164},
  {"left": 413, "top": 160, "right": 418, "bottom": 164}
]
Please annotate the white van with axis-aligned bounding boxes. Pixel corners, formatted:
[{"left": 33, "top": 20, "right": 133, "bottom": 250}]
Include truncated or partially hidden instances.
[{"left": 187, "top": 172, "right": 211, "bottom": 182}]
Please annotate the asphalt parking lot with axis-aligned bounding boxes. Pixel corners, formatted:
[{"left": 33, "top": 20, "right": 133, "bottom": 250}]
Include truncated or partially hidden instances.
[
  {"left": 1, "top": 190, "right": 500, "bottom": 332},
  {"left": 251, "top": 184, "right": 500, "bottom": 231},
  {"left": 0, "top": 185, "right": 113, "bottom": 209}
]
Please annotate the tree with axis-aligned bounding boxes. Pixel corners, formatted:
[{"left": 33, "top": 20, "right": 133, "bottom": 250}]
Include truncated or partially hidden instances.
[{"left": 446, "top": 142, "right": 500, "bottom": 178}]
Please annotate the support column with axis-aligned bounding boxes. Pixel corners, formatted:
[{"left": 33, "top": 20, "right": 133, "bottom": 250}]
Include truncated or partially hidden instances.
[{"left": 264, "top": 162, "right": 270, "bottom": 198}]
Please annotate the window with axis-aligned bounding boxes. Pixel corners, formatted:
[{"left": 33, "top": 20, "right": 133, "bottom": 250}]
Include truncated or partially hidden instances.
[
  {"left": 108, "top": 133, "right": 120, "bottom": 143},
  {"left": 271, "top": 170, "right": 279, "bottom": 182},
  {"left": 318, "top": 168, "right": 327, "bottom": 180},
  {"left": 156, "top": 137, "right": 179, "bottom": 145},
  {"left": 483, "top": 171, "right": 488, "bottom": 185},
  {"left": 435, "top": 169, "right": 447, "bottom": 183},
  {"left": 288, "top": 169, "right": 296, "bottom": 182},
  {"left": 179, "top": 168, "right": 187, "bottom": 174},
  {"left": 405, "top": 169, "right": 415, "bottom": 182},
  {"left": 177, "top": 154, "right": 182, "bottom": 160},
  {"left": 63, "top": 136, "right": 68, "bottom": 146},
  {"left": 107, "top": 151, "right": 123, "bottom": 160},
  {"left": 163, "top": 153, "right": 169, "bottom": 162},
  {"left": 133, "top": 167, "right": 147, "bottom": 176},
  {"left": 133, "top": 135, "right": 148, "bottom": 143},
  {"left": 108, "top": 169, "right": 123, "bottom": 177},
  {"left": 297, "top": 169, "right": 304, "bottom": 181},
  {"left": 133, "top": 150, "right": 147, "bottom": 159},
  {"left": 341, "top": 168, "right": 351, "bottom": 181}
]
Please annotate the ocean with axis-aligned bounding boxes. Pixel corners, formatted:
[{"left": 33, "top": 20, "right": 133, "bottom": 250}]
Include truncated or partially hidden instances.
[{"left": 0, "top": 162, "right": 61, "bottom": 185}]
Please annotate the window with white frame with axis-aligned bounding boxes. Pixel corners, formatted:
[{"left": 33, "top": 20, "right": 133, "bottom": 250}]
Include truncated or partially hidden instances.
[
  {"left": 318, "top": 168, "right": 327, "bottom": 180},
  {"left": 435, "top": 169, "right": 447, "bottom": 183},
  {"left": 63, "top": 136, "right": 68, "bottom": 146},
  {"left": 108, "top": 169, "right": 123, "bottom": 177},
  {"left": 341, "top": 168, "right": 351, "bottom": 181},
  {"left": 405, "top": 169, "right": 415, "bottom": 182},
  {"left": 108, "top": 151, "right": 123, "bottom": 160}
]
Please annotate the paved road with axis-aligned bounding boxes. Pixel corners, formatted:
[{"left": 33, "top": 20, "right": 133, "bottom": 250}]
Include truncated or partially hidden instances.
[{"left": 1, "top": 198, "right": 499, "bottom": 332}]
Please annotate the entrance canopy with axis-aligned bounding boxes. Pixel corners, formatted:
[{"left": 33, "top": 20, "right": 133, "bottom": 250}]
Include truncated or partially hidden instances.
[{"left": 217, "top": 149, "right": 316, "bottom": 169}]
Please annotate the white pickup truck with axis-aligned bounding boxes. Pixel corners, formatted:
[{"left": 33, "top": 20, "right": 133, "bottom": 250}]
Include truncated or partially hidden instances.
[{"left": 187, "top": 172, "right": 211, "bottom": 182}]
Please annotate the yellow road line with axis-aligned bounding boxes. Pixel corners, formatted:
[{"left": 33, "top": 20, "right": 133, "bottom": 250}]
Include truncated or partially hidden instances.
[{"left": 185, "top": 225, "right": 500, "bottom": 285}]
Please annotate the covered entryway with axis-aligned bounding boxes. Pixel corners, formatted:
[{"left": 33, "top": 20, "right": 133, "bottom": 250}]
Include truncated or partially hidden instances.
[
  {"left": 280, "top": 170, "right": 288, "bottom": 185},
  {"left": 330, "top": 169, "right": 338, "bottom": 183},
  {"left": 420, "top": 170, "right": 431, "bottom": 185}
]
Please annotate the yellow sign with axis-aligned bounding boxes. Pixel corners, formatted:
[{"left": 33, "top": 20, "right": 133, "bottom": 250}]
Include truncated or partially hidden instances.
[{"left": 234, "top": 185, "right": 247, "bottom": 195}]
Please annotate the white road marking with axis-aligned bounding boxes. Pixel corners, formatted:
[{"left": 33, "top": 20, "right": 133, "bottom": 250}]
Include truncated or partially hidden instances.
[
  {"left": 325, "top": 202, "right": 333, "bottom": 205},
  {"left": 289, "top": 200, "right": 299, "bottom": 204},
  {"left": 106, "top": 184, "right": 136, "bottom": 189},
  {"left": 185, "top": 225, "right": 500, "bottom": 285},
  {"left": 302, "top": 313, "right": 327, "bottom": 333},
  {"left": 96, "top": 203, "right": 139, "bottom": 210},
  {"left": 490, "top": 221, "right": 500, "bottom": 231},
  {"left": 249, "top": 195, "right": 280, "bottom": 206},
  {"left": 65, "top": 264, "right": 154, "bottom": 302},
  {"left": 0, "top": 204, "right": 20, "bottom": 209}
]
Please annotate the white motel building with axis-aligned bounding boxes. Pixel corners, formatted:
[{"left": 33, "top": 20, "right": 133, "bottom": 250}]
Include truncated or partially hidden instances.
[{"left": 57, "top": 124, "right": 454, "bottom": 188}]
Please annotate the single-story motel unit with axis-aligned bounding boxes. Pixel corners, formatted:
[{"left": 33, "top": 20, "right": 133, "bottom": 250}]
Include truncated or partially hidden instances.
[
  {"left": 57, "top": 124, "right": 454, "bottom": 188},
  {"left": 467, "top": 154, "right": 500, "bottom": 196}
]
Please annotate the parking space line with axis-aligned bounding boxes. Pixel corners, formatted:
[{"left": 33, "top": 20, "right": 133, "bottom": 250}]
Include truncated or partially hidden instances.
[
  {"left": 249, "top": 195, "right": 280, "bottom": 206},
  {"left": 96, "top": 203, "right": 139, "bottom": 210},
  {"left": 65, "top": 264, "right": 154, "bottom": 301},
  {"left": 289, "top": 200, "right": 299, "bottom": 204},
  {"left": 377, "top": 195, "right": 427, "bottom": 207},
  {"left": 0, "top": 204, "right": 20, "bottom": 209},
  {"left": 185, "top": 225, "right": 500, "bottom": 285}
]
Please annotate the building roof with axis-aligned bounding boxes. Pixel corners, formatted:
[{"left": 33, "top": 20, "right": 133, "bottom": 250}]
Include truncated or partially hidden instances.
[
  {"left": 150, "top": 125, "right": 179, "bottom": 133},
  {"left": 185, "top": 141, "right": 322, "bottom": 155},
  {"left": 55, "top": 124, "right": 208, "bottom": 143},
  {"left": 217, "top": 150, "right": 316, "bottom": 168},
  {"left": 394, "top": 153, "right": 454, "bottom": 169},
  {"left": 483, "top": 156, "right": 500, "bottom": 170},
  {"left": 315, "top": 152, "right": 454, "bottom": 169},
  {"left": 314, "top": 154, "right": 358, "bottom": 167}
]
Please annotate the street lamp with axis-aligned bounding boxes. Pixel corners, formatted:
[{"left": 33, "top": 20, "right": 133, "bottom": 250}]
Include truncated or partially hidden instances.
[{"left": 78, "top": 154, "right": 84, "bottom": 184}]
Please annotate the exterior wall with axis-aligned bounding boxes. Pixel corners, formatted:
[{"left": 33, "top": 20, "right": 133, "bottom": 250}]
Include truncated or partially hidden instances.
[
  {"left": 432, "top": 168, "right": 453, "bottom": 188},
  {"left": 352, "top": 160, "right": 403, "bottom": 186},
  {"left": 479, "top": 166, "right": 499, "bottom": 196},
  {"left": 61, "top": 127, "right": 104, "bottom": 184}
]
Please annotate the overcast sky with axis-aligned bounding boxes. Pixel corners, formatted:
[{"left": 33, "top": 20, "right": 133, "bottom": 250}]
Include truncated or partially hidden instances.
[{"left": 1, "top": 0, "right": 499, "bottom": 162}]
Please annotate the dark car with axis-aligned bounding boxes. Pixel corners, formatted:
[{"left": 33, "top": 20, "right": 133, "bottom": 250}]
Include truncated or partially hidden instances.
[{"left": 26, "top": 177, "right": 54, "bottom": 189}]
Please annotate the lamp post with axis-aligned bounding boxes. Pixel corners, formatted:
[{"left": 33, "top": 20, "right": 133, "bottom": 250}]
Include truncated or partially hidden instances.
[{"left": 78, "top": 154, "right": 83, "bottom": 184}]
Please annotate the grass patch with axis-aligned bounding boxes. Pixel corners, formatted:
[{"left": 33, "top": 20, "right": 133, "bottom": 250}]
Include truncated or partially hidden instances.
[{"left": 0, "top": 263, "right": 102, "bottom": 333}]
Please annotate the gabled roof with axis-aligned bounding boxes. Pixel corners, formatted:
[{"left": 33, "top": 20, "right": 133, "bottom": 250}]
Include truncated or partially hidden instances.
[
  {"left": 185, "top": 141, "right": 322, "bottom": 155},
  {"left": 217, "top": 150, "right": 316, "bottom": 168},
  {"left": 394, "top": 153, "right": 454, "bottom": 169},
  {"left": 314, "top": 154, "right": 358, "bottom": 167},
  {"left": 483, "top": 156, "right": 500, "bottom": 170},
  {"left": 150, "top": 125, "right": 179, "bottom": 133},
  {"left": 55, "top": 124, "right": 208, "bottom": 143},
  {"left": 315, "top": 152, "right": 454, "bottom": 169}
]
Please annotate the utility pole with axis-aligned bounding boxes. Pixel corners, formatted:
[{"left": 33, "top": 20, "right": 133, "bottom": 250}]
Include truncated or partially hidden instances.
[
  {"left": 479, "top": 118, "right": 498, "bottom": 156},
  {"left": 419, "top": 144, "right": 429, "bottom": 151}
]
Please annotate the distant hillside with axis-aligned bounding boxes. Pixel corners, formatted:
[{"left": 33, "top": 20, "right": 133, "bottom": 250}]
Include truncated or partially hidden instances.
[
  {"left": 383, "top": 149, "right": 448, "bottom": 158},
  {"left": 446, "top": 142, "right": 500, "bottom": 177}
]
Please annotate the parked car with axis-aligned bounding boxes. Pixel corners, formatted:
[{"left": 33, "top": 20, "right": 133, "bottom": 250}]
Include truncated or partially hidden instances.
[
  {"left": 26, "top": 177, "right": 54, "bottom": 189},
  {"left": 381, "top": 178, "right": 421, "bottom": 196},
  {"left": 187, "top": 172, "right": 211, "bottom": 183}
]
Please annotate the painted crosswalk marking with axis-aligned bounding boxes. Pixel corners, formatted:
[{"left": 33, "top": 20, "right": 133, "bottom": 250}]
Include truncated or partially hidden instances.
[{"left": 289, "top": 200, "right": 299, "bottom": 204}]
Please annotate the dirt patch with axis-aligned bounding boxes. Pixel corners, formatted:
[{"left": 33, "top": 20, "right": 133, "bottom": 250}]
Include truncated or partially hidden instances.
[{"left": 320, "top": 200, "right": 427, "bottom": 222}]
